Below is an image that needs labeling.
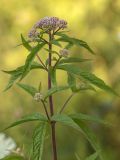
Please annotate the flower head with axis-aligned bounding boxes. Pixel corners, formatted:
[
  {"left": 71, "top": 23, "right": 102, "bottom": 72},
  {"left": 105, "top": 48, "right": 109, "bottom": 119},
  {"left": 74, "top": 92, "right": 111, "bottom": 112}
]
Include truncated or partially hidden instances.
[
  {"left": 34, "top": 93, "right": 43, "bottom": 102},
  {"left": 34, "top": 17, "right": 67, "bottom": 31},
  {"left": 28, "top": 28, "right": 39, "bottom": 40},
  {"left": 28, "top": 17, "right": 67, "bottom": 40}
]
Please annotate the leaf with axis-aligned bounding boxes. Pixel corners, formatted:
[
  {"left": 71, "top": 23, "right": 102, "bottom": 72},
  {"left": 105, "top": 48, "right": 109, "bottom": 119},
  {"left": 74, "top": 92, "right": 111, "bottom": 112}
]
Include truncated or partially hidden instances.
[
  {"left": 57, "top": 64, "right": 118, "bottom": 96},
  {"left": 69, "top": 113, "right": 110, "bottom": 126},
  {"left": 0, "top": 155, "right": 25, "bottom": 160},
  {"left": 32, "top": 122, "right": 47, "bottom": 160},
  {"left": 67, "top": 72, "right": 77, "bottom": 92},
  {"left": 3, "top": 72, "right": 21, "bottom": 91},
  {"left": 51, "top": 39, "right": 61, "bottom": 47},
  {"left": 3, "top": 62, "right": 44, "bottom": 91},
  {"left": 86, "top": 152, "right": 100, "bottom": 160},
  {"left": 73, "top": 119, "right": 103, "bottom": 160},
  {"left": 75, "top": 83, "right": 96, "bottom": 92},
  {"left": 65, "top": 42, "right": 74, "bottom": 49},
  {"left": 44, "top": 85, "right": 74, "bottom": 100},
  {"left": 21, "top": 34, "right": 32, "bottom": 51},
  {"left": 17, "top": 83, "right": 38, "bottom": 96},
  {"left": 20, "top": 42, "right": 45, "bottom": 80},
  {"left": 51, "top": 114, "right": 81, "bottom": 131},
  {"left": 51, "top": 114, "right": 103, "bottom": 159},
  {"left": 56, "top": 33, "right": 94, "bottom": 54},
  {"left": 58, "top": 57, "right": 91, "bottom": 65},
  {"left": 2, "top": 62, "right": 44, "bottom": 75},
  {"left": 49, "top": 68, "right": 57, "bottom": 86},
  {"left": 5, "top": 113, "right": 47, "bottom": 130}
]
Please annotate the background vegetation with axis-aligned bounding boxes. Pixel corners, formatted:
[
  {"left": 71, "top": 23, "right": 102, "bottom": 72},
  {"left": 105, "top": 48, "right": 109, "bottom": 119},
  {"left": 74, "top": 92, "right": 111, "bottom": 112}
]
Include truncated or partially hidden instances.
[{"left": 0, "top": 0, "right": 120, "bottom": 159}]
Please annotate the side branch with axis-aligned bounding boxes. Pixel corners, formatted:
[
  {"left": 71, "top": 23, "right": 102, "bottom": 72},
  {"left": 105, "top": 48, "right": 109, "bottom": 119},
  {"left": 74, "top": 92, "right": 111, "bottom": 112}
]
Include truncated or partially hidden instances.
[{"left": 59, "top": 93, "right": 74, "bottom": 114}]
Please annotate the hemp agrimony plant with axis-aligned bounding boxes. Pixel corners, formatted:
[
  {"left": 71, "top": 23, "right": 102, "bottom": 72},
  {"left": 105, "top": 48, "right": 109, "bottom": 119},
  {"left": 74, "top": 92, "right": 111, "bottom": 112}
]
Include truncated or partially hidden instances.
[{"left": 3, "top": 17, "right": 118, "bottom": 160}]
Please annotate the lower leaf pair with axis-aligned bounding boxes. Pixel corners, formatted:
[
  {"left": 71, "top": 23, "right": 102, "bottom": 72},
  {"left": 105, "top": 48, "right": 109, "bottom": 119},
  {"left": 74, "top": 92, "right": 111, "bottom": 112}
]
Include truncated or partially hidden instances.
[{"left": 4, "top": 112, "right": 109, "bottom": 160}]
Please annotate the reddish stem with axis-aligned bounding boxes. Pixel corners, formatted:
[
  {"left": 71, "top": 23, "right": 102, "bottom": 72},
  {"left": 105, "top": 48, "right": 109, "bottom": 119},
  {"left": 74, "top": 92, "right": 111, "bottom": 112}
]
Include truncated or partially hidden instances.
[{"left": 48, "top": 32, "right": 58, "bottom": 160}]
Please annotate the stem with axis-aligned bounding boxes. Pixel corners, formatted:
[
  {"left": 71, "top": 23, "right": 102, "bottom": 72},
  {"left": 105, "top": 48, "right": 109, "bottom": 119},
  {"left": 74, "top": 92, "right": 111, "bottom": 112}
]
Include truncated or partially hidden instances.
[
  {"left": 59, "top": 93, "right": 74, "bottom": 114},
  {"left": 41, "top": 100, "right": 50, "bottom": 121},
  {"left": 36, "top": 54, "right": 48, "bottom": 71},
  {"left": 48, "top": 32, "right": 58, "bottom": 160},
  {"left": 53, "top": 56, "right": 62, "bottom": 70}
]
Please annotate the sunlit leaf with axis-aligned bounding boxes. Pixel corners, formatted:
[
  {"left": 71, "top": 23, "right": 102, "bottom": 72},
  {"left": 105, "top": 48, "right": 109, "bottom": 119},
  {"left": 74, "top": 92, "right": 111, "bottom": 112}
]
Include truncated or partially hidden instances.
[
  {"left": 32, "top": 122, "right": 47, "bottom": 160},
  {"left": 57, "top": 64, "right": 118, "bottom": 96},
  {"left": 17, "top": 83, "right": 38, "bottom": 96},
  {"left": 5, "top": 113, "right": 47, "bottom": 130},
  {"left": 20, "top": 42, "right": 45, "bottom": 80}
]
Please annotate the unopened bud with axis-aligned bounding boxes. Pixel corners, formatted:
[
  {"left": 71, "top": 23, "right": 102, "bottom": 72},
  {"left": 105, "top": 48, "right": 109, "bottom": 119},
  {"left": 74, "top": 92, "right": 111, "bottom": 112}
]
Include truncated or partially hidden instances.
[{"left": 59, "top": 49, "right": 69, "bottom": 57}]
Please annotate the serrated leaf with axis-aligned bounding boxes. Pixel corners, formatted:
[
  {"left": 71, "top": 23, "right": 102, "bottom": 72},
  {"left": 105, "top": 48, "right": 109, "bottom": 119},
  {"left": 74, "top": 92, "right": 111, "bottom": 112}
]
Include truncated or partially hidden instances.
[
  {"left": 56, "top": 33, "right": 94, "bottom": 54},
  {"left": 69, "top": 113, "right": 110, "bottom": 126},
  {"left": 57, "top": 64, "right": 118, "bottom": 96},
  {"left": 51, "top": 114, "right": 81, "bottom": 131},
  {"left": 17, "top": 83, "right": 38, "bottom": 96},
  {"left": 51, "top": 114, "right": 103, "bottom": 159},
  {"left": 3, "top": 62, "right": 44, "bottom": 91},
  {"left": 20, "top": 42, "right": 45, "bottom": 80},
  {"left": 5, "top": 113, "right": 47, "bottom": 130},
  {"left": 86, "top": 152, "right": 100, "bottom": 160},
  {"left": 21, "top": 34, "right": 32, "bottom": 51},
  {"left": 73, "top": 119, "right": 103, "bottom": 160},
  {"left": 32, "top": 122, "right": 47, "bottom": 160},
  {"left": 59, "top": 57, "right": 91, "bottom": 65}
]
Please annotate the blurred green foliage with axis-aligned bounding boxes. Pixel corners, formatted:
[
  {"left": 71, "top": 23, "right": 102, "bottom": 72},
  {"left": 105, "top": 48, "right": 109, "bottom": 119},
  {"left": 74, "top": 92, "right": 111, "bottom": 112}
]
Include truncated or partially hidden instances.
[{"left": 0, "top": 0, "right": 120, "bottom": 159}]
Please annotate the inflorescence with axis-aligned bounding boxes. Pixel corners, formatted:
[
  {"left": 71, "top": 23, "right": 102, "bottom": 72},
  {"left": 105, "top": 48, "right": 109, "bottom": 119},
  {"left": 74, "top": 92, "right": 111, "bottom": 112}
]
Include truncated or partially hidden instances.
[{"left": 28, "top": 16, "right": 67, "bottom": 40}]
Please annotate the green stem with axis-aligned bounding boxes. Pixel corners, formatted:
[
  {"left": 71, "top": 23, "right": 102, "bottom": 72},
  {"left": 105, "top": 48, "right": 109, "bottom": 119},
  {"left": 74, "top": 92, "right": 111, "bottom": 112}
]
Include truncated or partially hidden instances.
[
  {"left": 53, "top": 56, "right": 62, "bottom": 70},
  {"left": 36, "top": 54, "right": 48, "bottom": 71},
  {"left": 59, "top": 93, "right": 74, "bottom": 114}
]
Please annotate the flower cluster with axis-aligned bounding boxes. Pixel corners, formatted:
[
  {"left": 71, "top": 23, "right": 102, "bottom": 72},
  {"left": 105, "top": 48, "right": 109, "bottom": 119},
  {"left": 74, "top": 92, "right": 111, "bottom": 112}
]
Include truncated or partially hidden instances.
[
  {"left": 34, "top": 93, "right": 43, "bottom": 102},
  {"left": 28, "top": 17, "right": 67, "bottom": 39},
  {"left": 34, "top": 17, "right": 67, "bottom": 30},
  {"left": 59, "top": 49, "right": 69, "bottom": 57}
]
